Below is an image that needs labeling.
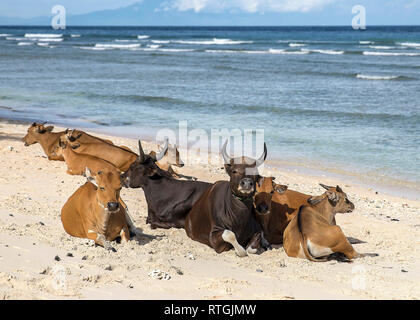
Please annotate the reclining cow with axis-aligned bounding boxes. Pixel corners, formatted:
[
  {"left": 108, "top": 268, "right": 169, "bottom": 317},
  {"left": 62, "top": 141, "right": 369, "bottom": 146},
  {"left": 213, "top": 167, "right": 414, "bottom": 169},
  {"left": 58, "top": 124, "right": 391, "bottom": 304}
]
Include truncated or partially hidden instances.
[
  {"left": 64, "top": 131, "right": 139, "bottom": 172},
  {"left": 253, "top": 177, "right": 311, "bottom": 244},
  {"left": 282, "top": 185, "right": 373, "bottom": 261},
  {"left": 184, "top": 141, "right": 271, "bottom": 257},
  {"left": 120, "top": 140, "right": 212, "bottom": 230},
  {"left": 22, "top": 122, "right": 68, "bottom": 161},
  {"left": 66, "top": 129, "right": 134, "bottom": 153},
  {"left": 61, "top": 168, "right": 130, "bottom": 251}
]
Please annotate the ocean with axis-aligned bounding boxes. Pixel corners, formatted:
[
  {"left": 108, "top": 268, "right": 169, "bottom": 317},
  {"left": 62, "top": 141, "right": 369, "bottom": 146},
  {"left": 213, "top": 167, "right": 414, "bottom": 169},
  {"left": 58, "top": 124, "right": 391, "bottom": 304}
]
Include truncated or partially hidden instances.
[{"left": 0, "top": 26, "right": 419, "bottom": 197}]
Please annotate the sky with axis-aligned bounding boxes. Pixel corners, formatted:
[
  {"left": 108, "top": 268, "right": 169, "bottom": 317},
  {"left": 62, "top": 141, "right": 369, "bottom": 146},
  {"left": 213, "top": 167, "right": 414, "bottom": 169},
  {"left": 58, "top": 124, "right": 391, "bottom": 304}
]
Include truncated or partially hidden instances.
[{"left": 0, "top": 0, "right": 419, "bottom": 25}]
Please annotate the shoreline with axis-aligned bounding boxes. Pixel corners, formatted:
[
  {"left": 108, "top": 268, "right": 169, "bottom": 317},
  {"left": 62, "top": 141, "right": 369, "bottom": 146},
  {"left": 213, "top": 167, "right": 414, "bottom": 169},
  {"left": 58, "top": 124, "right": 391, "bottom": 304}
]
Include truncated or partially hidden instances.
[
  {"left": 0, "top": 117, "right": 419, "bottom": 299},
  {"left": 1, "top": 113, "right": 419, "bottom": 202}
]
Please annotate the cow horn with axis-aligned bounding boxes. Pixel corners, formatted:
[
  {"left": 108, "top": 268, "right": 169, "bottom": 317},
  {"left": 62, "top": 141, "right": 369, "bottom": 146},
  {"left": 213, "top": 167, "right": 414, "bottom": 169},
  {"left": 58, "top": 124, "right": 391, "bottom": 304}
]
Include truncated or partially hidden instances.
[
  {"left": 221, "top": 140, "right": 232, "bottom": 164},
  {"left": 319, "top": 183, "right": 332, "bottom": 190},
  {"left": 255, "top": 143, "right": 267, "bottom": 167},
  {"left": 154, "top": 138, "right": 169, "bottom": 162},
  {"left": 138, "top": 140, "right": 146, "bottom": 163}
]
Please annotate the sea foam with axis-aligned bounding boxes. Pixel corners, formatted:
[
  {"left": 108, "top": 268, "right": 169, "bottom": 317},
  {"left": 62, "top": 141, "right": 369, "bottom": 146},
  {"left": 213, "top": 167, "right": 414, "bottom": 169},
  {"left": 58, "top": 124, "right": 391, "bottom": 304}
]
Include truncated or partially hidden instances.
[
  {"left": 363, "top": 51, "right": 420, "bottom": 56},
  {"left": 25, "top": 33, "right": 62, "bottom": 38},
  {"left": 356, "top": 74, "right": 400, "bottom": 80}
]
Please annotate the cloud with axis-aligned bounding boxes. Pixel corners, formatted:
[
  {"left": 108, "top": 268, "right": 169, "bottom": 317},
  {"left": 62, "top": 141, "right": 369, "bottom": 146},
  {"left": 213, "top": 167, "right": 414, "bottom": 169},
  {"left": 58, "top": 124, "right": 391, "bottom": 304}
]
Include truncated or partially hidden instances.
[{"left": 163, "top": 0, "right": 337, "bottom": 13}]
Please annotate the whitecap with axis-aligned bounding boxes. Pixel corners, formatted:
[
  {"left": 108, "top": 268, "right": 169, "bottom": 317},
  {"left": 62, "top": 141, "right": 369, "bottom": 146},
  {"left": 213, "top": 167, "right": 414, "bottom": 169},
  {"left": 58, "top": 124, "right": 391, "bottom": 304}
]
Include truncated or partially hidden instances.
[
  {"left": 269, "top": 48, "right": 308, "bottom": 55},
  {"left": 363, "top": 51, "right": 420, "bottom": 56},
  {"left": 17, "top": 42, "right": 33, "bottom": 46},
  {"left": 289, "top": 43, "right": 305, "bottom": 47},
  {"left": 37, "top": 38, "right": 63, "bottom": 42},
  {"left": 0, "top": 34, "right": 12, "bottom": 37},
  {"left": 397, "top": 42, "right": 420, "bottom": 47},
  {"left": 137, "top": 35, "right": 150, "bottom": 39},
  {"left": 356, "top": 74, "right": 400, "bottom": 80},
  {"left": 152, "top": 40, "right": 170, "bottom": 44},
  {"left": 77, "top": 46, "right": 109, "bottom": 51},
  {"left": 302, "top": 49, "right": 344, "bottom": 55},
  {"left": 369, "top": 45, "right": 394, "bottom": 50},
  {"left": 6, "top": 37, "right": 27, "bottom": 41},
  {"left": 95, "top": 43, "right": 141, "bottom": 49},
  {"left": 70, "top": 34, "right": 81, "bottom": 38},
  {"left": 359, "top": 41, "right": 373, "bottom": 44},
  {"left": 173, "top": 38, "right": 252, "bottom": 45},
  {"left": 25, "top": 33, "right": 62, "bottom": 38},
  {"left": 148, "top": 44, "right": 161, "bottom": 49}
]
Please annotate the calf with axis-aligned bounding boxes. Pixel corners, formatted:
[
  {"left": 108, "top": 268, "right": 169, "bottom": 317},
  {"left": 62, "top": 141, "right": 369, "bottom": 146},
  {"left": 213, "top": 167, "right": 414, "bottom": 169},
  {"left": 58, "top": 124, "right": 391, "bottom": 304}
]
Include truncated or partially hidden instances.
[
  {"left": 253, "top": 177, "right": 311, "bottom": 244},
  {"left": 120, "top": 140, "right": 212, "bottom": 229},
  {"left": 22, "top": 122, "right": 67, "bottom": 161},
  {"left": 61, "top": 168, "right": 130, "bottom": 250},
  {"left": 185, "top": 141, "right": 270, "bottom": 257},
  {"left": 283, "top": 185, "right": 365, "bottom": 261}
]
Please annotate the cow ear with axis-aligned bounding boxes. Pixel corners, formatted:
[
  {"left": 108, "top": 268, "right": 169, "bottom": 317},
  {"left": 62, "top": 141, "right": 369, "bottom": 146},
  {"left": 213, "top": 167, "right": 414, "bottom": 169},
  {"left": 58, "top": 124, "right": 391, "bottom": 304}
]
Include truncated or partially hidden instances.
[
  {"left": 307, "top": 196, "right": 324, "bottom": 206},
  {"left": 336, "top": 185, "right": 343, "bottom": 193},
  {"left": 85, "top": 168, "right": 98, "bottom": 187},
  {"left": 64, "top": 129, "right": 69, "bottom": 134},
  {"left": 326, "top": 190, "right": 339, "bottom": 205},
  {"left": 275, "top": 184, "right": 288, "bottom": 194},
  {"left": 45, "top": 126, "right": 54, "bottom": 132}
]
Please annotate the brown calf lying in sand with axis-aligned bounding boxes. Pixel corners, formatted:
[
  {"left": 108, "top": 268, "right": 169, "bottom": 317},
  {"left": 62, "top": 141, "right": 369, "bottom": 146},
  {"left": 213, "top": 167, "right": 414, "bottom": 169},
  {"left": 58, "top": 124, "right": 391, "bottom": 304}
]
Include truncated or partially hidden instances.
[
  {"left": 65, "top": 134, "right": 138, "bottom": 172},
  {"left": 66, "top": 129, "right": 134, "bottom": 153},
  {"left": 56, "top": 138, "right": 118, "bottom": 176},
  {"left": 56, "top": 138, "right": 141, "bottom": 237},
  {"left": 253, "top": 177, "right": 311, "bottom": 244},
  {"left": 61, "top": 168, "right": 130, "bottom": 250},
  {"left": 22, "top": 122, "right": 68, "bottom": 161},
  {"left": 283, "top": 185, "right": 366, "bottom": 261}
]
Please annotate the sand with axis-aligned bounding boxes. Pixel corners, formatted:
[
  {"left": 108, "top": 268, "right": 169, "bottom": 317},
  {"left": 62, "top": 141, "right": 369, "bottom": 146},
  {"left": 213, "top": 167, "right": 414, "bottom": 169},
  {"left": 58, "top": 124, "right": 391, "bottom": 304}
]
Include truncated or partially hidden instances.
[{"left": 0, "top": 118, "right": 419, "bottom": 300}]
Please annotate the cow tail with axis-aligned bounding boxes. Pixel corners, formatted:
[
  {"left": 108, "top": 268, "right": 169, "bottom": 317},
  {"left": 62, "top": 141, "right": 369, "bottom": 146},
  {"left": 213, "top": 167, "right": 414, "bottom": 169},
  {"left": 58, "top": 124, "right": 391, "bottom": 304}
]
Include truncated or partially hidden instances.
[{"left": 297, "top": 206, "right": 328, "bottom": 262}]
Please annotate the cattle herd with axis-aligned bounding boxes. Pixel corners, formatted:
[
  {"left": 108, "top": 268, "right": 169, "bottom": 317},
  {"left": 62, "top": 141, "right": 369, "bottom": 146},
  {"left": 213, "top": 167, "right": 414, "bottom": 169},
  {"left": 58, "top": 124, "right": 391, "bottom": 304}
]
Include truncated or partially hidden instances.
[{"left": 21, "top": 122, "right": 374, "bottom": 261}]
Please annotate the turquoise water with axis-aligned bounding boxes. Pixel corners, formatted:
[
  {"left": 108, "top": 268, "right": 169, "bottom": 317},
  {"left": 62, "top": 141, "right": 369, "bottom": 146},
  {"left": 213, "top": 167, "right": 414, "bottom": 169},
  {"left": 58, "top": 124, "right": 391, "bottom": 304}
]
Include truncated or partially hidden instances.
[{"left": 0, "top": 26, "right": 419, "bottom": 190}]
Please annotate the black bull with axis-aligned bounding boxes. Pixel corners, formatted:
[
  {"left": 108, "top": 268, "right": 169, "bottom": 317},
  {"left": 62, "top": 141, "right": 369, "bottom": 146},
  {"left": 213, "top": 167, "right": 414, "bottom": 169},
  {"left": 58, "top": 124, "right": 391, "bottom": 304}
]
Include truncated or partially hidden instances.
[{"left": 120, "top": 140, "right": 211, "bottom": 229}]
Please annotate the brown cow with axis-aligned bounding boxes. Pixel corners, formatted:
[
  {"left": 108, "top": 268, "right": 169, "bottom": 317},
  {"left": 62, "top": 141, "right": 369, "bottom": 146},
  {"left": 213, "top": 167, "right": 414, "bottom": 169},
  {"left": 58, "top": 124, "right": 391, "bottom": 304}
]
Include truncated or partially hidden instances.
[
  {"left": 22, "top": 122, "right": 67, "bottom": 161},
  {"left": 253, "top": 177, "right": 311, "bottom": 244},
  {"left": 65, "top": 134, "right": 139, "bottom": 172},
  {"left": 283, "top": 185, "right": 368, "bottom": 261},
  {"left": 66, "top": 129, "right": 134, "bottom": 153},
  {"left": 61, "top": 168, "right": 130, "bottom": 251},
  {"left": 56, "top": 138, "right": 118, "bottom": 176},
  {"left": 185, "top": 141, "right": 271, "bottom": 257}
]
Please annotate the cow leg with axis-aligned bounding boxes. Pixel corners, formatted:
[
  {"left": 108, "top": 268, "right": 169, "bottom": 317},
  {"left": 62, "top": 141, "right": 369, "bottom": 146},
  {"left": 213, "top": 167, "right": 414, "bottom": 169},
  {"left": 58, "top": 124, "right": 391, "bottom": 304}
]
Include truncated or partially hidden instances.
[
  {"left": 327, "top": 226, "right": 362, "bottom": 260},
  {"left": 87, "top": 230, "right": 116, "bottom": 252},
  {"left": 220, "top": 230, "right": 248, "bottom": 257},
  {"left": 120, "top": 227, "right": 130, "bottom": 243}
]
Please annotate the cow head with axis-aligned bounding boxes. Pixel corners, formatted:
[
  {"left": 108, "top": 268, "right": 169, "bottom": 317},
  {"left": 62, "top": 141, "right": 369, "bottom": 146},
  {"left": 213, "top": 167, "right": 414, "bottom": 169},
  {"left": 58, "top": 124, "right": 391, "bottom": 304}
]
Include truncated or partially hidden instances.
[
  {"left": 151, "top": 143, "right": 184, "bottom": 169},
  {"left": 22, "top": 122, "right": 54, "bottom": 146},
  {"left": 307, "top": 184, "right": 355, "bottom": 214},
  {"left": 85, "top": 167, "right": 122, "bottom": 213},
  {"left": 120, "top": 139, "right": 170, "bottom": 188},
  {"left": 253, "top": 177, "right": 288, "bottom": 216},
  {"left": 221, "top": 140, "right": 267, "bottom": 199}
]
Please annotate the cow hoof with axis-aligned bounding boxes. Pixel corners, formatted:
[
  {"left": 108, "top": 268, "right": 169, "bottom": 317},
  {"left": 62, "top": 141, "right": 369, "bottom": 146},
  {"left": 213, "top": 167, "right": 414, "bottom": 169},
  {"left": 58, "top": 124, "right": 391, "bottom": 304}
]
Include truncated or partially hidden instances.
[
  {"left": 108, "top": 247, "right": 117, "bottom": 253},
  {"left": 246, "top": 247, "right": 258, "bottom": 255},
  {"left": 236, "top": 249, "right": 248, "bottom": 258}
]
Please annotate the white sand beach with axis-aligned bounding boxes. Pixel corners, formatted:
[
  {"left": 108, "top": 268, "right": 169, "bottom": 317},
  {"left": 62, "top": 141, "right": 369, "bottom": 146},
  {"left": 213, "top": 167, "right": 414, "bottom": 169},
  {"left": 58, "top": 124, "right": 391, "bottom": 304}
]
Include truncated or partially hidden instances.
[{"left": 0, "top": 119, "right": 419, "bottom": 300}]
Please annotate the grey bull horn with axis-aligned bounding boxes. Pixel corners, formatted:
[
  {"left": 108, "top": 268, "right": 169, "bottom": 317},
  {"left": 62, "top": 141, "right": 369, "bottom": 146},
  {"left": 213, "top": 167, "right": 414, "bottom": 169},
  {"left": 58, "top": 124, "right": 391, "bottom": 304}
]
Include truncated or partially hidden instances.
[
  {"left": 138, "top": 140, "right": 146, "bottom": 163},
  {"left": 153, "top": 138, "right": 169, "bottom": 162},
  {"left": 221, "top": 140, "right": 267, "bottom": 167}
]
